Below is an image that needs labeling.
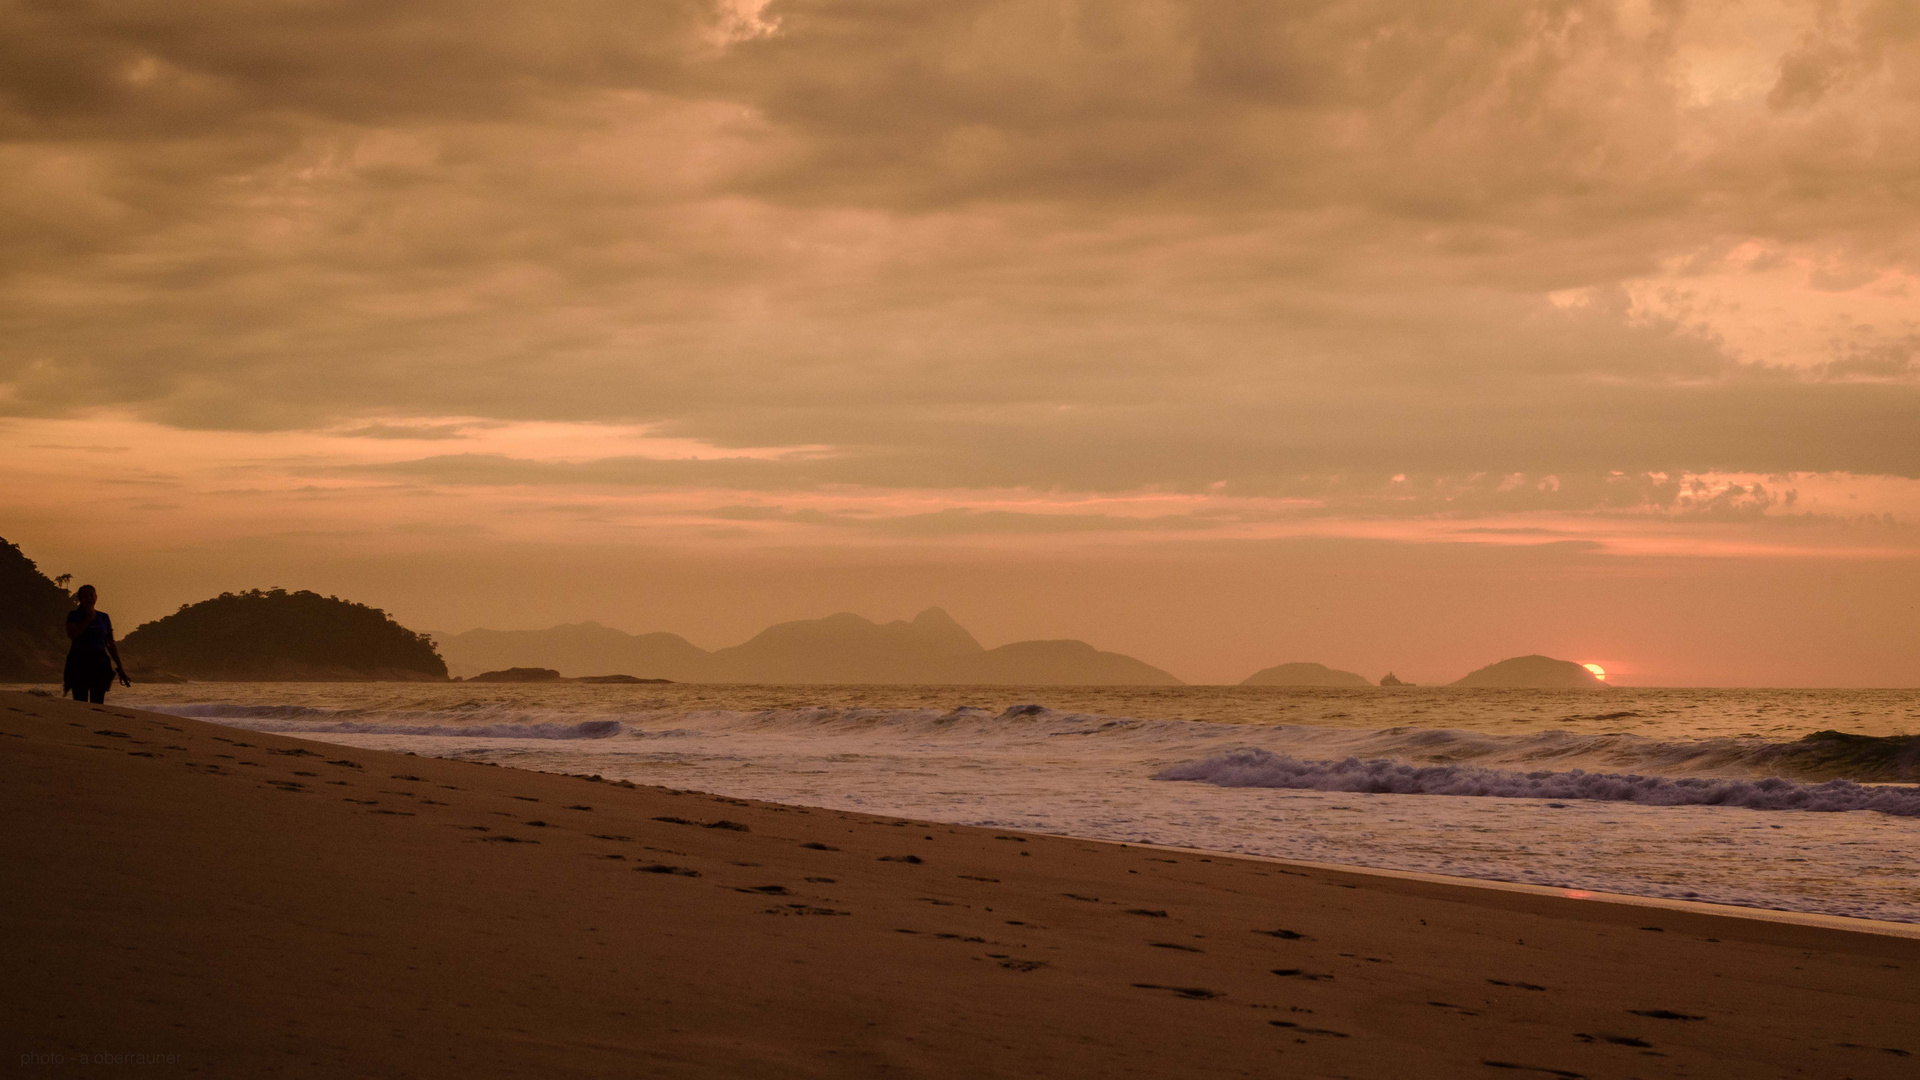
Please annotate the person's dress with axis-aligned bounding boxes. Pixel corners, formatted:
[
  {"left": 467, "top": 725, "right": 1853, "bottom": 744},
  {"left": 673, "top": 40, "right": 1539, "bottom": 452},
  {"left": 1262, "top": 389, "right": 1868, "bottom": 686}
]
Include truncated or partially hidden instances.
[{"left": 63, "top": 610, "right": 116, "bottom": 694}]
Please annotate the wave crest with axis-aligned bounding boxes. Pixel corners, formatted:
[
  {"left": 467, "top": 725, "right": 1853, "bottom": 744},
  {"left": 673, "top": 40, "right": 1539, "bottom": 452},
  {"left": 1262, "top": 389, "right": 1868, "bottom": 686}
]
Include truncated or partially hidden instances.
[
  {"left": 1155, "top": 749, "right": 1920, "bottom": 817},
  {"left": 149, "top": 705, "right": 626, "bottom": 740}
]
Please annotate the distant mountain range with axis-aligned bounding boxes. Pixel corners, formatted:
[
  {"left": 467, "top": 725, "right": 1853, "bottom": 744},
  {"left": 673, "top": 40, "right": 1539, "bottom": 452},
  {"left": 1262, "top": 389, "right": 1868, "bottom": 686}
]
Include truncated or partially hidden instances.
[
  {"left": 2, "top": 534, "right": 1614, "bottom": 688},
  {"left": 1239, "top": 661, "right": 1373, "bottom": 688},
  {"left": 435, "top": 608, "right": 1183, "bottom": 685},
  {"left": 437, "top": 610, "right": 1615, "bottom": 687}
]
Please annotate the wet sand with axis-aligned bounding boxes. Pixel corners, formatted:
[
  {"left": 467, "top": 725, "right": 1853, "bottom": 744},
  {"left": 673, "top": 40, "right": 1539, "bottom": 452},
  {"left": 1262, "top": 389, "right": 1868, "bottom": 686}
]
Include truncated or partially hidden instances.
[{"left": 5, "top": 689, "right": 1916, "bottom": 1078}]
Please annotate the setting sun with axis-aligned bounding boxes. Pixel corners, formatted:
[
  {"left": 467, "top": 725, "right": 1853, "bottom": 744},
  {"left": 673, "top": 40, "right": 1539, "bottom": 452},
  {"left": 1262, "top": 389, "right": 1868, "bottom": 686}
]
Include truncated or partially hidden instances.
[{"left": 1582, "top": 663, "right": 1607, "bottom": 680}]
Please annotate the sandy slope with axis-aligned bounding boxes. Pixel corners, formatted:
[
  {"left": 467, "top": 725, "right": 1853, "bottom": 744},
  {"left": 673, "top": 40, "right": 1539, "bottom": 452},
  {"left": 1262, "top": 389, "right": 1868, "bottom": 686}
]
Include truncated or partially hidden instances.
[{"left": 4, "top": 689, "right": 1916, "bottom": 1079}]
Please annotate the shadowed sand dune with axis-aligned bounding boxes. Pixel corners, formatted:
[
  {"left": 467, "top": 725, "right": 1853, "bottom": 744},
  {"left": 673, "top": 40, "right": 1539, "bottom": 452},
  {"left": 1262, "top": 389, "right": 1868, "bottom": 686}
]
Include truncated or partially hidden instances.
[{"left": 4, "top": 689, "right": 1916, "bottom": 1078}]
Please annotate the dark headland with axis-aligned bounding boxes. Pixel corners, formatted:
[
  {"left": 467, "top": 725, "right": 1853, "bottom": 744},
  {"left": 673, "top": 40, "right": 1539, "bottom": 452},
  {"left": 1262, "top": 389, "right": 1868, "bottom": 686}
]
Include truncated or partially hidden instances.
[{"left": 0, "top": 538, "right": 72, "bottom": 682}]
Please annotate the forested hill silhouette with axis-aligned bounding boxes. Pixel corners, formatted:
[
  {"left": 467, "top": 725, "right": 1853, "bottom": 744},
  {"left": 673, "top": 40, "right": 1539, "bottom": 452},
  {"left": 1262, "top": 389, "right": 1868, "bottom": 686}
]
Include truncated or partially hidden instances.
[
  {"left": 0, "top": 537, "right": 73, "bottom": 681},
  {"left": 122, "top": 589, "right": 447, "bottom": 681},
  {"left": 436, "top": 607, "right": 1181, "bottom": 685}
]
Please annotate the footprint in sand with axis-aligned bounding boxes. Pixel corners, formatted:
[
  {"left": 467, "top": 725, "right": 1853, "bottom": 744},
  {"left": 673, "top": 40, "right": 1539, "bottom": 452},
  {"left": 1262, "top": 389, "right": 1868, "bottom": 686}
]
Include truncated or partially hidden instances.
[
  {"left": 1836, "top": 1043, "right": 1913, "bottom": 1057},
  {"left": 1131, "top": 983, "right": 1216, "bottom": 998},
  {"left": 1268, "top": 1022, "right": 1348, "bottom": 1037},
  {"left": 1480, "top": 1062, "right": 1584, "bottom": 1078},
  {"left": 654, "top": 816, "right": 750, "bottom": 832}
]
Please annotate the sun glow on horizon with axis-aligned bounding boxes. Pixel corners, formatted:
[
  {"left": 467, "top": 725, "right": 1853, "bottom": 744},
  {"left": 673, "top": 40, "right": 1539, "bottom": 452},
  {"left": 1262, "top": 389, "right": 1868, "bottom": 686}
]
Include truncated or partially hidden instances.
[{"left": 1582, "top": 663, "right": 1607, "bottom": 680}]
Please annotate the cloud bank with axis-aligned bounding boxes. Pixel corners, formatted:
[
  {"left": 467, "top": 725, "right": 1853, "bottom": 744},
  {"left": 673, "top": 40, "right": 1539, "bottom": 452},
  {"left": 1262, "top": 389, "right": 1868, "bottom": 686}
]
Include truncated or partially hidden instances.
[
  {"left": 4, "top": 2, "right": 1919, "bottom": 682},
  {"left": 2, "top": 0, "right": 1915, "bottom": 488}
]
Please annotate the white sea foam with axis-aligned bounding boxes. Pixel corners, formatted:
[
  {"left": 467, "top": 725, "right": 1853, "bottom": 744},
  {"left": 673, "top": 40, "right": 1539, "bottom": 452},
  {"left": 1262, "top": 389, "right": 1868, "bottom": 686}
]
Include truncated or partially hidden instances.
[{"left": 1155, "top": 749, "right": 1920, "bottom": 816}]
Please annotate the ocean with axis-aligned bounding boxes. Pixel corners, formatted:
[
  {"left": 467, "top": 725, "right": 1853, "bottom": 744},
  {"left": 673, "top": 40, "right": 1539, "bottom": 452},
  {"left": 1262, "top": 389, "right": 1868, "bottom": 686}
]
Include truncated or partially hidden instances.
[{"left": 93, "top": 683, "right": 1920, "bottom": 924}]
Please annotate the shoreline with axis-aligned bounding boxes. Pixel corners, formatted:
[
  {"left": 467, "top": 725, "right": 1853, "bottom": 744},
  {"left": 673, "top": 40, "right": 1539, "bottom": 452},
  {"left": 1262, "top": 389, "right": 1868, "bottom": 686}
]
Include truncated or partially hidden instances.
[
  {"left": 8, "top": 689, "right": 1917, "bottom": 1077},
  {"left": 1099, "top": 840, "right": 1920, "bottom": 941},
  {"left": 29, "top": 681, "right": 1920, "bottom": 928}
]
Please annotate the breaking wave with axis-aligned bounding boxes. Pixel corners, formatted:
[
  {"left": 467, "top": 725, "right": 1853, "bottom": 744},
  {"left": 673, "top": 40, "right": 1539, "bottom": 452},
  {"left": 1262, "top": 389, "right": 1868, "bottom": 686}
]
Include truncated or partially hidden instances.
[
  {"left": 160, "top": 703, "right": 337, "bottom": 721},
  {"left": 147, "top": 699, "right": 1920, "bottom": 781},
  {"left": 1156, "top": 749, "right": 1920, "bottom": 817}
]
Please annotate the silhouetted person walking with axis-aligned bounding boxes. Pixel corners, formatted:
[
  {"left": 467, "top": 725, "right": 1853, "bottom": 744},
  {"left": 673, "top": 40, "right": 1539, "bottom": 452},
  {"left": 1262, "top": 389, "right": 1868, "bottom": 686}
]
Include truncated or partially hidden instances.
[{"left": 65, "top": 584, "right": 130, "bottom": 703}]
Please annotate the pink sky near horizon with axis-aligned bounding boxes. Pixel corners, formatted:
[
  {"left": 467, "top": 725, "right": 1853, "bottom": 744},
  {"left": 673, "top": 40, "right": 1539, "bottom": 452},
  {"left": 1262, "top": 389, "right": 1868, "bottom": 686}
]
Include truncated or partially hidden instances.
[{"left": 4, "top": 1, "right": 1918, "bottom": 686}]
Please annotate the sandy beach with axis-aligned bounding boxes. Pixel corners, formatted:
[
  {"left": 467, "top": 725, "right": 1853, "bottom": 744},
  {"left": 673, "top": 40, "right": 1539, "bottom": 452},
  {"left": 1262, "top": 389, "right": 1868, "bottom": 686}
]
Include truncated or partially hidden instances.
[{"left": 6, "top": 689, "right": 1916, "bottom": 1079}]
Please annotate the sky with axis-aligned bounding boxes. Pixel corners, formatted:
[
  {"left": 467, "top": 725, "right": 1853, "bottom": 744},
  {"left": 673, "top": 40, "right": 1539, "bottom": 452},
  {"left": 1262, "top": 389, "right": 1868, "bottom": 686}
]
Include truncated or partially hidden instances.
[{"left": 3, "top": 0, "right": 1918, "bottom": 685}]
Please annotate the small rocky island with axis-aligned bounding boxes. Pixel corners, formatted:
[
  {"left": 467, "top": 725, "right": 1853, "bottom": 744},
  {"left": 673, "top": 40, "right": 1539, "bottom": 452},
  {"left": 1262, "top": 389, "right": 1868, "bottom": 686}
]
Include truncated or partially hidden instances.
[
  {"left": 458, "top": 667, "right": 671, "bottom": 684},
  {"left": 122, "top": 589, "right": 448, "bottom": 681},
  {"left": 1450, "top": 654, "right": 1606, "bottom": 689},
  {"left": 463, "top": 667, "right": 564, "bottom": 682}
]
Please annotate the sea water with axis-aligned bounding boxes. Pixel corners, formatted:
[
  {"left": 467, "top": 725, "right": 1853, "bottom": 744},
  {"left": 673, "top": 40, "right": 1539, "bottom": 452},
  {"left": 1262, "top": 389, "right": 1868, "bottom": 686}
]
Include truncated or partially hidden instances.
[{"left": 95, "top": 683, "right": 1920, "bottom": 923}]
